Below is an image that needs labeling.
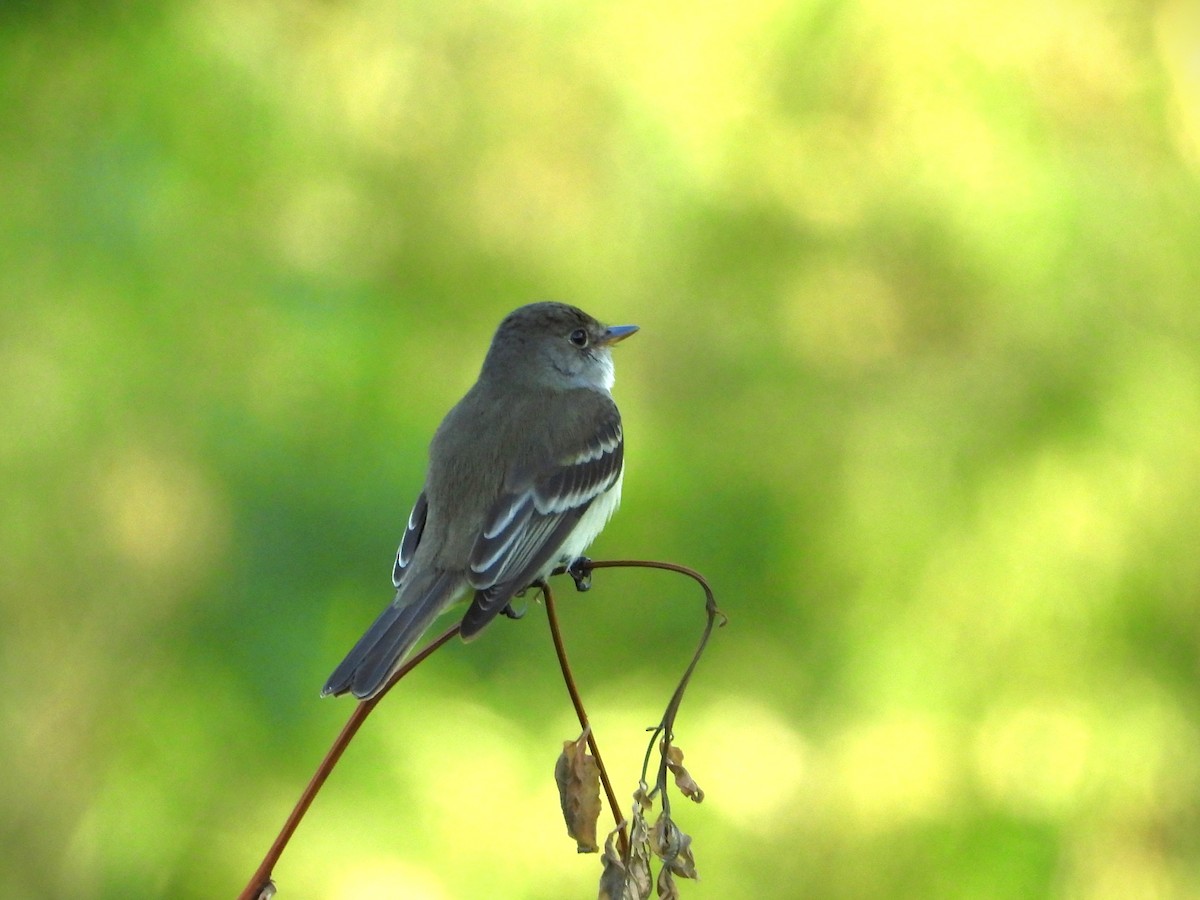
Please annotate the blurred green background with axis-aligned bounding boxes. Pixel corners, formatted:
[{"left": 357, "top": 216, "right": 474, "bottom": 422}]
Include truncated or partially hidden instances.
[{"left": 3, "top": 1, "right": 1200, "bottom": 897}]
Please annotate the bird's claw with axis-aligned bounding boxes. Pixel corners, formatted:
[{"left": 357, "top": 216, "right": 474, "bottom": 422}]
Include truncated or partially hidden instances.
[
  {"left": 500, "top": 601, "right": 526, "bottom": 620},
  {"left": 567, "top": 556, "right": 593, "bottom": 592}
]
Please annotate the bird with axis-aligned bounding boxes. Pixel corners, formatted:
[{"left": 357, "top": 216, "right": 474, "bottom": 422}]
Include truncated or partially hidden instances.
[{"left": 322, "top": 302, "right": 637, "bottom": 700}]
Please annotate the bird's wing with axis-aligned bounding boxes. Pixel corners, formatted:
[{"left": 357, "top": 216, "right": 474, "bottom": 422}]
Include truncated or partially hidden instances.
[
  {"left": 391, "top": 491, "right": 428, "bottom": 588},
  {"left": 460, "top": 413, "right": 623, "bottom": 638}
]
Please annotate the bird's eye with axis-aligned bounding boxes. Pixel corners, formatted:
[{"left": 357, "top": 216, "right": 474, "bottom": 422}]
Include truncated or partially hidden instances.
[{"left": 569, "top": 328, "right": 589, "bottom": 348}]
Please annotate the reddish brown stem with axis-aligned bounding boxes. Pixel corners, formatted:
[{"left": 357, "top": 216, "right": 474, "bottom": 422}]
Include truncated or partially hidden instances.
[
  {"left": 541, "top": 580, "right": 629, "bottom": 855},
  {"left": 237, "top": 557, "right": 721, "bottom": 898},
  {"left": 236, "top": 623, "right": 461, "bottom": 900}
]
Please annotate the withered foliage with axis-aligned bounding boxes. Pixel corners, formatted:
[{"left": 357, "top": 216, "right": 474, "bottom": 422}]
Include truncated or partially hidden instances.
[
  {"left": 238, "top": 561, "right": 722, "bottom": 900},
  {"left": 596, "top": 761, "right": 705, "bottom": 899},
  {"left": 560, "top": 560, "right": 723, "bottom": 899},
  {"left": 664, "top": 744, "right": 704, "bottom": 804},
  {"left": 555, "top": 727, "right": 603, "bottom": 853}
]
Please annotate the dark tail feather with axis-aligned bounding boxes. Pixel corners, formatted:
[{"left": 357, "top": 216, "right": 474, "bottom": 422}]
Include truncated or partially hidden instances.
[{"left": 322, "top": 572, "right": 462, "bottom": 700}]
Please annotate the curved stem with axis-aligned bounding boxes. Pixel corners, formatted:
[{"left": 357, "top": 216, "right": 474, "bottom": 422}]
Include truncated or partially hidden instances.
[
  {"left": 237, "top": 557, "right": 723, "bottom": 898},
  {"left": 582, "top": 560, "right": 725, "bottom": 811}
]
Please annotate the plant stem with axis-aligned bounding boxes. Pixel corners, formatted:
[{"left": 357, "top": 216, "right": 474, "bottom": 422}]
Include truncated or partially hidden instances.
[
  {"left": 236, "top": 623, "right": 461, "bottom": 900},
  {"left": 541, "top": 579, "right": 630, "bottom": 855}
]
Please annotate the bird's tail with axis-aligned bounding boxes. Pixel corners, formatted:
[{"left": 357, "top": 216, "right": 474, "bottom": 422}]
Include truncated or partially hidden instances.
[{"left": 322, "top": 571, "right": 464, "bottom": 700}]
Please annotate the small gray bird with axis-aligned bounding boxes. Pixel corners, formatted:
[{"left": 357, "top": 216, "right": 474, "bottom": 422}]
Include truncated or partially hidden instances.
[{"left": 323, "top": 302, "right": 637, "bottom": 699}]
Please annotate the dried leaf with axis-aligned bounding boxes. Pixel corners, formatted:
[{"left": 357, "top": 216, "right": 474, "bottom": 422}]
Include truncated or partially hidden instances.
[
  {"left": 598, "top": 827, "right": 629, "bottom": 900},
  {"left": 555, "top": 730, "right": 602, "bottom": 853},
  {"left": 625, "top": 785, "right": 654, "bottom": 899},
  {"left": 656, "top": 865, "right": 681, "bottom": 900},
  {"left": 632, "top": 783, "right": 653, "bottom": 814},
  {"left": 598, "top": 813, "right": 654, "bottom": 900},
  {"left": 650, "top": 813, "right": 699, "bottom": 880},
  {"left": 663, "top": 744, "right": 704, "bottom": 803}
]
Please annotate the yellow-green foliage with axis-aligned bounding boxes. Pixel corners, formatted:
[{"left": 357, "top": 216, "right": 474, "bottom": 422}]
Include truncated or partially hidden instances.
[{"left": 3, "top": 1, "right": 1199, "bottom": 897}]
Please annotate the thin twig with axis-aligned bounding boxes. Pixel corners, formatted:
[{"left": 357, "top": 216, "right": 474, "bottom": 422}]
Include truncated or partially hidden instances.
[
  {"left": 581, "top": 561, "right": 725, "bottom": 811},
  {"left": 237, "top": 558, "right": 723, "bottom": 899},
  {"left": 541, "top": 579, "right": 629, "bottom": 855},
  {"left": 236, "top": 622, "right": 462, "bottom": 900}
]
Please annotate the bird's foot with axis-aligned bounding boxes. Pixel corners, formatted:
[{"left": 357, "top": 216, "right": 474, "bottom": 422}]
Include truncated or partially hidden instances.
[
  {"left": 567, "top": 556, "right": 593, "bottom": 592},
  {"left": 500, "top": 601, "right": 526, "bottom": 620}
]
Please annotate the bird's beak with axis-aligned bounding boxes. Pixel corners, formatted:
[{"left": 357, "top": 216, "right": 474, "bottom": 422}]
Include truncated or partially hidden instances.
[{"left": 600, "top": 324, "right": 639, "bottom": 346}]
